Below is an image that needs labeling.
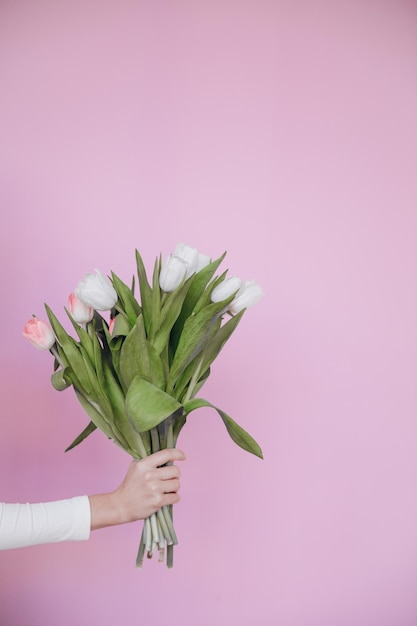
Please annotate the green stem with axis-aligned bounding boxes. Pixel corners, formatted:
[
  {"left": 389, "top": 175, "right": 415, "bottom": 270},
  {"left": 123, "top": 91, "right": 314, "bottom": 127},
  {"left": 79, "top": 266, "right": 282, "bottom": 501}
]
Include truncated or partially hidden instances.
[
  {"left": 162, "top": 505, "right": 177, "bottom": 544},
  {"left": 167, "top": 419, "right": 174, "bottom": 449},
  {"left": 150, "top": 512, "right": 160, "bottom": 546},
  {"left": 166, "top": 544, "right": 174, "bottom": 568},
  {"left": 136, "top": 529, "right": 146, "bottom": 567},
  {"left": 161, "top": 342, "right": 170, "bottom": 389},
  {"left": 166, "top": 506, "right": 175, "bottom": 568},
  {"left": 50, "top": 345, "right": 63, "bottom": 368},
  {"left": 132, "top": 432, "right": 149, "bottom": 459},
  {"left": 182, "top": 355, "right": 204, "bottom": 403},
  {"left": 150, "top": 427, "right": 160, "bottom": 453},
  {"left": 144, "top": 517, "right": 152, "bottom": 554},
  {"left": 156, "top": 508, "right": 173, "bottom": 545}
]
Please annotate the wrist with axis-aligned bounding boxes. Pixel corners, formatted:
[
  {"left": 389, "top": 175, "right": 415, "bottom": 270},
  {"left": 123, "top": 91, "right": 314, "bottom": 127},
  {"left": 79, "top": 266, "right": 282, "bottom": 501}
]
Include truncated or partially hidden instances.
[{"left": 89, "top": 491, "right": 127, "bottom": 531}]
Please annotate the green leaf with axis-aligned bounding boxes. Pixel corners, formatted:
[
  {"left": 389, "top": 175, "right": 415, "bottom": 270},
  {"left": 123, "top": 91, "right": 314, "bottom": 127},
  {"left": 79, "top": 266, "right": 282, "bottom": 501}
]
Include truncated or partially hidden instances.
[
  {"left": 45, "top": 304, "right": 98, "bottom": 395},
  {"left": 166, "top": 299, "right": 233, "bottom": 392},
  {"left": 190, "top": 366, "right": 211, "bottom": 399},
  {"left": 101, "top": 362, "right": 131, "bottom": 425},
  {"left": 45, "top": 304, "right": 80, "bottom": 353},
  {"left": 135, "top": 249, "right": 154, "bottom": 334},
  {"left": 51, "top": 368, "right": 71, "bottom": 391},
  {"left": 111, "top": 272, "right": 141, "bottom": 326},
  {"left": 126, "top": 376, "right": 183, "bottom": 432},
  {"left": 65, "top": 311, "right": 95, "bottom": 364},
  {"left": 172, "top": 413, "right": 187, "bottom": 444},
  {"left": 91, "top": 326, "right": 105, "bottom": 388},
  {"left": 146, "top": 342, "right": 166, "bottom": 389},
  {"left": 110, "top": 313, "right": 131, "bottom": 338},
  {"left": 73, "top": 388, "right": 116, "bottom": 441},
  {"left": 119, "top": 315, "right": 151, "bottom": 389},
  {"left": 65, "top": 421, "right": 98, "bottom": 452},
  {"left": 183, "top": 398, "right": 263, "bottom": 459},
  {"left": 102, "top": 323, "right": 124, "bottom": 380},
  {"left": 117, "top": 313, "right": 166, "bottom": 391},
  {"left": 152, "top": 277, "right": 193, "bottom": 355},
  {"left": 192, "top": 269, "right": 229, "bottom": 315},
  {"left": 148, "top": 255, "right": 162, "bottom": 340},
  {"left": 78, "top": 343, "right": 109, "bottom": 404},
  {"left": 197, "top": 309, "right": 244, "bottom": 373},
  {"left": 98, "top": 361, "right": 149, "bottom": 458},
  {"left": 52, "top": 359, "right": 82, "bottom": 391},
  {"left": 173, "top": 310, "right": 244, "bottom": 400}
]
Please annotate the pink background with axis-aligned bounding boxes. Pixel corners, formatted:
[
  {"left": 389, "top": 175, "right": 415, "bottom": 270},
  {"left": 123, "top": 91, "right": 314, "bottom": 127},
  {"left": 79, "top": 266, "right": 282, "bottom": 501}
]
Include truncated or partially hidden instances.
[{"left": 1, "top": 1, "right": 417, "bottom": 625}]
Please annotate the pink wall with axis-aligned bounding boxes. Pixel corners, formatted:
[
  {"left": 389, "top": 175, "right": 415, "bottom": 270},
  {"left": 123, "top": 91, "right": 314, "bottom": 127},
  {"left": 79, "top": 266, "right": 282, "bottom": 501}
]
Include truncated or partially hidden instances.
[{"left": 1, "top": 1, "right": 417, "bottom": 624}]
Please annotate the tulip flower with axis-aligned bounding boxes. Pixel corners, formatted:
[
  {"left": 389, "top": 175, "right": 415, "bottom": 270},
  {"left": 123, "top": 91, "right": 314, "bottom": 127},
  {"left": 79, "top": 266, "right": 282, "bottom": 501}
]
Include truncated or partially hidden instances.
[
  {"left": 228, "top": 280, "right": 264, "bottom": 315},
  {"left": 75, "top": 269, "right": 118, "bottom": 311},
  {"left": 68, "top": 292, "right": 94, "bottom": 324},
  {"left": 173, "top": 243, "right": 211, "bottom": 277},
  {"left": 173, "top": 243, "right": 199, "bottom": 278},
  {"left": 210, "top": 276, "right": 242, "bottom": 303},
  {"left": 159, "top": 254, "right": 188, "bottom": 292},
  {"left": 195, "top": 252, "right": 211, "bottom": 273},
  {"left": 23, "top": 317, "right": 56, "bottom": 350}
]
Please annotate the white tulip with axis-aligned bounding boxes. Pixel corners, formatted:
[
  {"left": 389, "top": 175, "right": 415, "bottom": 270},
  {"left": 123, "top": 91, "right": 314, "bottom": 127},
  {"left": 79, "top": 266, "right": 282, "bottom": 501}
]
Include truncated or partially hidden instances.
[
  {"left": 173, "top": 243, "right": 211, "bottom": 277},
  {"left": 173, "top": 243, "right": 199, "bottom": 278},
  {"left": 228, "top": 280, "right": 264, "bottom": 315},
  {"left": 75, "top": 269, "right": 118, "bottom": 311},
  {"left": 210, "top": 276, "right": 242, "bottom": 303},
  {"left": 195, "top": 253, "right": 211, "bottom": 273},
  {"left": 159, "top": 254, "right": 188, "bottom": 292}
]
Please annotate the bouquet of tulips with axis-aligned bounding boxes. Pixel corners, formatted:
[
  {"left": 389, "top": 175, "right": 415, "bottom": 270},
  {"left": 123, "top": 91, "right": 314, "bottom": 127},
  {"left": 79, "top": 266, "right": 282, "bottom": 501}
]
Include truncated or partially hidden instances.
[{"left": 23, "top": 243, "right": 263, "bottom": 568}]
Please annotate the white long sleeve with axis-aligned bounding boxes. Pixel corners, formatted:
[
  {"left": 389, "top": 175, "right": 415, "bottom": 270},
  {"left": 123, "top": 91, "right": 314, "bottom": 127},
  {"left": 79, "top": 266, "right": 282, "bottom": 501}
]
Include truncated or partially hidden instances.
[{"left": 0, "top": 496, "right": 91, "bottom": 549}]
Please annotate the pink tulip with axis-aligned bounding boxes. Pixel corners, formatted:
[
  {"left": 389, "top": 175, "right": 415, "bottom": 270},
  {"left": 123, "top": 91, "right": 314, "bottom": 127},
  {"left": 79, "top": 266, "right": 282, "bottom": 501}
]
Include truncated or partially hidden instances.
[
  {"left": 108, "top": 317, "right": 115, "bottom": 335},
  {"left": 68, "top": 292, "right": 94, "bottom": 324},
  {"left": 22, "top": 317, "right": 56, "bottom": 350}
]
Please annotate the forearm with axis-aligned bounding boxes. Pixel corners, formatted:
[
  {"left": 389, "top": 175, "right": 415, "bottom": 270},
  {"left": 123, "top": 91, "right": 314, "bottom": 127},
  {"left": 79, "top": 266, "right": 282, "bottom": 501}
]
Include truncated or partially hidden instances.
[
  {"left": 0, "top": 449, "right": 185, "bottom": 548},
  {"left": 0, "top": 497, "right": 91, "bottom": 549}
]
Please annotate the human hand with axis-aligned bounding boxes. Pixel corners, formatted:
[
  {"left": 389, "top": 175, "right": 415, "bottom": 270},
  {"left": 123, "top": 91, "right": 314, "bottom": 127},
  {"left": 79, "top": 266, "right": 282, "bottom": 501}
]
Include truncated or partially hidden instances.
[{"left": 89, "top": 448, "right": 185, "bottom": 531}]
